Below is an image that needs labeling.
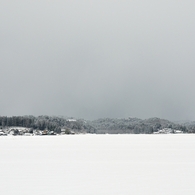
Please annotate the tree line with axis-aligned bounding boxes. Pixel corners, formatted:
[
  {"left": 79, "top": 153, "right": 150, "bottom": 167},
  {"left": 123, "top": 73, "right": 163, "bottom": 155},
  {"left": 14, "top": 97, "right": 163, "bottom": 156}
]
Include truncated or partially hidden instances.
[{"left": 0, "top": 115, "right": 195, "bottom": 134}]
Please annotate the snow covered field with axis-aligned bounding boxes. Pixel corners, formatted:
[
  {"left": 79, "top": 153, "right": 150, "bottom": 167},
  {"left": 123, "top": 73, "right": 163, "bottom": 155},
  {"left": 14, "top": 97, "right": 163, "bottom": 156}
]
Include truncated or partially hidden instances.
[{"left": 0, "top": 134, "right": 195, "bottom": 195}]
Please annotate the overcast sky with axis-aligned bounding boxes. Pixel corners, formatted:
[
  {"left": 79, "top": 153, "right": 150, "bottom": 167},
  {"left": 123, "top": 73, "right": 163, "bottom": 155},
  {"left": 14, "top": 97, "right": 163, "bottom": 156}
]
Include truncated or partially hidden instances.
[{"left": 0, "top": 1, "right": 195, "bottom": 120}]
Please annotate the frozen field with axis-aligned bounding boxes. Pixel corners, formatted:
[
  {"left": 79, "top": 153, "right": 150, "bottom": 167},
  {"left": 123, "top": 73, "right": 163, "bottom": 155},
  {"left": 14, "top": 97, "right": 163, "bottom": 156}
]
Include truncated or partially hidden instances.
[{"left": 0, "top": 134, "right": 195, "bottom": 195}]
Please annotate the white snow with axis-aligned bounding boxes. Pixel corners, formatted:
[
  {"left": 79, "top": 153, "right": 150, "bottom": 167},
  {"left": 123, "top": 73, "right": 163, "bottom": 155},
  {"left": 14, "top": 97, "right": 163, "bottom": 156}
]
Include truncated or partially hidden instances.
[{"left": 0, "top": 134, "right": 195, "bottom": 195}]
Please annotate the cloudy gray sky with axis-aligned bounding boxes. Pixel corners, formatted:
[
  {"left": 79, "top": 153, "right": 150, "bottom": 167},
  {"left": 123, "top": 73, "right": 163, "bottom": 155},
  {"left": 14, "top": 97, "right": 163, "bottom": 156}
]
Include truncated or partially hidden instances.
[{"left": 0, "top": 1, "right": 195, "bottom": 120}]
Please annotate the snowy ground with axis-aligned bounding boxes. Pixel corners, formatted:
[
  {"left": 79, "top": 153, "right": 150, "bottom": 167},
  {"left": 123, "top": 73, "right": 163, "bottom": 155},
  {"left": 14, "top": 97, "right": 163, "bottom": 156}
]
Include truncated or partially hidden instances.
[{"left": 0, "top": 134, "right": 195, "bottom": 195}]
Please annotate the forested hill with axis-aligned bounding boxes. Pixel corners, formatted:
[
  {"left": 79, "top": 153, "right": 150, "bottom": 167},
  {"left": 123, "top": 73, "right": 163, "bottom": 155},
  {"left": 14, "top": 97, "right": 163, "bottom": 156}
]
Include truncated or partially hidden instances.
[
  {"left": 88, "top": 117, "right": 189, "bottom": 134},
  {"left": 0, "top": 116, "right": 96, "bottom": 134},
  {"left": 0, "top": 116, "right": 194, "bottom": 134}
]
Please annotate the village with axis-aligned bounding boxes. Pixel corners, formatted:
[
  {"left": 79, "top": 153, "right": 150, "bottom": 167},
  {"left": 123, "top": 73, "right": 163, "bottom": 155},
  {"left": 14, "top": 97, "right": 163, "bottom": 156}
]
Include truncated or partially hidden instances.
[
  {"left": 0, "top": 127, "right": 75, "bottom": 136},
  {"left": 0, "top": 126, "right": 185, "bottom": 136},
  {"left": 153, "top": 128, "right": 183, "bottom": 134}
]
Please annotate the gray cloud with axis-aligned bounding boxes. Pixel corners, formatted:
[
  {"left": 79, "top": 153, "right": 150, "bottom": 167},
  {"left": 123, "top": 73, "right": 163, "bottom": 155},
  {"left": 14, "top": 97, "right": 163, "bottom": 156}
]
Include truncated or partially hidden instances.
[{"left": 1, "top": 1, "right": 195, "bottom": 120}]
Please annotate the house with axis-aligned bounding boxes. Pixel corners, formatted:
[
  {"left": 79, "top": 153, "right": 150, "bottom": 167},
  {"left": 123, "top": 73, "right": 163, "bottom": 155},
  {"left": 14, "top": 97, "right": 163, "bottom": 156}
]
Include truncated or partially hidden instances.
[
  {"left": 158, "top": 128, "right": 172, "bottom": 134},
  {"left": 61, "top": 129, "right": 75, "bottom": 135},
  {"left": 67, "top": 119, "right": 77, "bottom": 122},
  {"left": 48, "top": 131, "right": 56, "bottom": 135},
  {"left": 154, "top": 128, "right": 183, "bottom": 134},
  {"left": 42, "top": 130, "right": 48, "bottom": 135},
  {"left": 0, "top": 130, "right": 6, "bottom": 136},
  {"left": 175, "top": 130, "right": 183, "bottom": 134},
  {"left": 33, "top": 130, "right": 42, "bottom": 135}
]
